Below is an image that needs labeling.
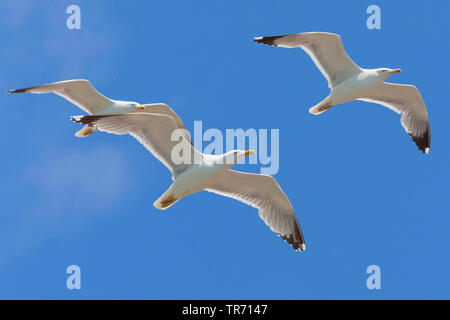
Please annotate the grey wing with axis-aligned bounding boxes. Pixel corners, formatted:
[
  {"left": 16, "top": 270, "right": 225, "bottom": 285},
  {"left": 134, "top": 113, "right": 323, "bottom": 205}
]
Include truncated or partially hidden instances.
[
  {"left": 72, "top": 113, "right": 201, "bottom": 177},
  {"left": 254, "top": 32, "right": 361, "bottom": 88},
  {"left": 206, "top": 170, "right": 305, "bottom": 251},
  {"left": 8, "top": 79, "right": 113, "bottom": 114},
  {"left": 359, "top": 83, "right": 430, "bottom": 153},
  {"left": 134, "top": 103, "right": 192, "bottom": 145}
]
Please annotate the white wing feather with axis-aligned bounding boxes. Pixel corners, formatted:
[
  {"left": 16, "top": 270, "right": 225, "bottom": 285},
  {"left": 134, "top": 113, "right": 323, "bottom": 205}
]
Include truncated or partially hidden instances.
[
  {"left": 72, "top": 113, "right": 201, "bottom": 177},
  {"left": 206, "top": 170, "right": 305, "bottom": 251},
  {"left": 134, "top": 103, "right": 192, "bottom": 144},
  {"left": 359, "top": 83, "right": 430, "bottom": 153},
  {"left": 255, "top": 32, "right": 361, "bottom": 88},
  {"left": 9, "top": 79, "right": 113, "bottom": 114}
]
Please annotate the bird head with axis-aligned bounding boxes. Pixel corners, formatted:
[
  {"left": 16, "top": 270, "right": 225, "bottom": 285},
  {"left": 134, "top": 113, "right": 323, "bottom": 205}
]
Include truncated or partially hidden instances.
[
  {"left": 221, "top": 150, "right": 256, "bottom": 166},
  {"left": 119, "top": 101, "right": 144, "bottom": 110},
  {"left": 377, "top": 68, "right": 402, "bottom": 80},
  {"left": 133, "top": 102, "right": 146, "bottom": 110}
]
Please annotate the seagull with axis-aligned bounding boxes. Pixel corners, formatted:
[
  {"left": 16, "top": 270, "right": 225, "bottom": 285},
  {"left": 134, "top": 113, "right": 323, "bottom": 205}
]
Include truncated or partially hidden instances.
[
  {"left": 7, "top": 79, "right": 179, "bottom": 139},
  {"left": 254, "top": 32, "right": 431, "bottom": 153},
  {"left": 71, "top": 112, "right": 305, "bottom": 252}
]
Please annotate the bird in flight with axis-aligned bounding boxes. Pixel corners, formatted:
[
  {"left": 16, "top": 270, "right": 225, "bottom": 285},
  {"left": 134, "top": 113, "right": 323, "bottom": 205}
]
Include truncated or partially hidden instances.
[
  {"left": 7, "top": 79, "right": 176, "bottom": 138},
  {"left": 72, "top": 112, "right": 305, "bottom": 252},
  {"left": 254, "top": 32, "right": 430, "bottom": 154}
]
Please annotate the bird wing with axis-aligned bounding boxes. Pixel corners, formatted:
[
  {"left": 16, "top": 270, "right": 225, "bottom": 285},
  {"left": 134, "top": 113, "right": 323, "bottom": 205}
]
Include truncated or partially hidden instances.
[
  {"left": 206, "top": 170, "right": 305, "bottom": 251},
  {"left": 254, "top": 32, "right": 361, "bottom": 88},
  {"left": 71, "top": 113, "right": 201, "bottom": 177},
  {"left": 134, "top": 103, "right": 192, "bottom": 145},
  {"left": 358, "top": 82, "right": 430, "bottom": 153},
  {"left": 8, "top": 79, "right": 113, "bottom": 114}
]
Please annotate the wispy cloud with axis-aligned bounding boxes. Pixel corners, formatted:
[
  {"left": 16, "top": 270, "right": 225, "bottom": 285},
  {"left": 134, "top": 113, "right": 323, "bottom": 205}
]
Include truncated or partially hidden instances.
[
  {"left": 0, "top": 147, "right": 132, "bottom": 267},
  {"left": 25, "top": 148, "right": 131, "bottom": 208},
  {"left": 0, "top": 0, "right": 39, "bottom": 29}
]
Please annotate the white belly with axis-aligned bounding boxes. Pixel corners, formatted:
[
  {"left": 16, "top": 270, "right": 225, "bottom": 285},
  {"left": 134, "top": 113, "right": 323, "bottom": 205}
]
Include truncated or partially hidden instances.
[
  {"left": 330, "top": 72, "right": 381, "bottom": 105},
  {"left": 171, "top": 164, "right": 224, "bottom": 198}
]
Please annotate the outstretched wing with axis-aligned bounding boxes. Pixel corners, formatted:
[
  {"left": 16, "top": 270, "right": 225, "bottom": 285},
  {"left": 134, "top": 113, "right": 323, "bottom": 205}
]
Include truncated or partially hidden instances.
[
  {"left": 135, "top": 103, "right": 192, "bottom": 145},
  {"left": 72, "top": 113, "right": 202, "bottom": 177},
  {"left": 359, "top": 83, "right": 430, "bottom": 153},
  {"left": 254, "top": 32, "right": 361, "bottom": 88},
  {"left": 206, "top": 170, "right": 305, "bottom": 252},
  {"left": 9, "top": 79, "right": 113, "bottom": 114}
]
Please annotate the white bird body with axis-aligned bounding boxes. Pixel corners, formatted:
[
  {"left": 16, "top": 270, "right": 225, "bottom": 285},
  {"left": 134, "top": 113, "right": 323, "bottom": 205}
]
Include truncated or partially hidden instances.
[
  {"left": 330, "top": 70, "right": 378, "bottom": 103},
  {"left": 164, "top": 152, "right": 254, "bottom": 200},
  {"left": 254, "top": 32, "right": 431, "bottom": 153},
  {"left": 72, "top": 112, "right": 305, "bottom": 251},
  {"left": 168, "top": 161, "right": 224, "bottom": 199}
]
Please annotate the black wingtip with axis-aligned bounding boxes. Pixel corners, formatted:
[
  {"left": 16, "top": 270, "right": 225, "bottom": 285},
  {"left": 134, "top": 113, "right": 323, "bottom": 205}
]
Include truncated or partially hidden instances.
[
  {"left": 71, "top": 116, "right": 81, "bottom": 123},
  {"left": 71, "top": 114, "right": 113, "bottom": 125},
  {"left": 279, "top": 218, "right": 306, "bottom": 252},
  {"left": 281, "top": 233, "right": 305, "bottom": 252},
  {"left": 410, "top": 123, "right": 431, "bottom": 154},
  {"left": 253, "top": 35, "right": 283, "bottom": 46},
  {"left": 71, "top": 115, "right": 93, "bottom": 125},
  {"left": 6, "top": 87, "right": 34, "bottom": 94}
]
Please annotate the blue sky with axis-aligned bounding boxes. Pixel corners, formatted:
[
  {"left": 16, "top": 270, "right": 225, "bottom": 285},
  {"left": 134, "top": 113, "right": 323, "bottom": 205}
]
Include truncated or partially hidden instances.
[{"left": 0, "top": 0, "right": 449, "bottom": 299}]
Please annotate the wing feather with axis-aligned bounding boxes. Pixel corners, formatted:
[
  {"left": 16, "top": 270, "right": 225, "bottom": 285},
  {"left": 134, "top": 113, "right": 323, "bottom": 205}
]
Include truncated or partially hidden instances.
[
  {"left": 254, "top": 32, "right": 361, "bottom": 88},
  {"left": 9, "top": 79, "right": 113, "bottom": 114},
  {"left": 72, "top": 113, "right": 201, "bottom": 177},
  {"left": 206, "top": 170, "right": 305, "bottom": 251},
  {"left": 134, "top": 103, "right": 192, "bottom": 145},
  {"left": 359, "top": 83, "right": 431, "bottom": 153}
]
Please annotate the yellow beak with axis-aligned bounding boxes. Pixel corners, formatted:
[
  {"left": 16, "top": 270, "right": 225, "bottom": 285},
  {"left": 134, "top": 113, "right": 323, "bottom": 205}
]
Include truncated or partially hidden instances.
[
  {"left": 390, "top": 68, "right": 402, "bottom": 74},
  {"left": 137, "top": 105, "right": 146, "bottom": 110},
  {"left": 244, "top": 150, "right": 256, "bottom": 157}
]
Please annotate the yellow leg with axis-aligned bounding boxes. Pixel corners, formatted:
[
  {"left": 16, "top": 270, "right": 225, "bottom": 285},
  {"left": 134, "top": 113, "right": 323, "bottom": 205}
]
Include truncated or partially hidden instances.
[
  {"left": 75, "top": 125, "right": 96, "bottom": 138},
  {"left": 318, "top": 103, "right": 334, "bottom": 113},
  {"left": 160, "top": 196, "right": 178, "bottom": 208}
]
